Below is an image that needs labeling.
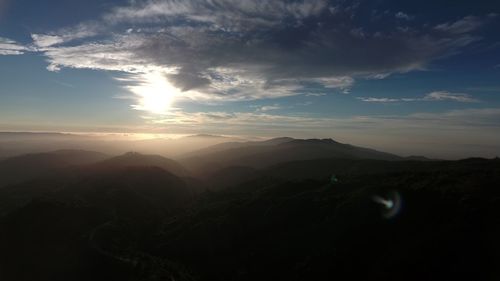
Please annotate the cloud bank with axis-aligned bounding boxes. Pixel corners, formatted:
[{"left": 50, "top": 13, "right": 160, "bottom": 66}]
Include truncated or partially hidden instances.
[{"left": 16, "top": 0, "right": 489, "bottom": 104}]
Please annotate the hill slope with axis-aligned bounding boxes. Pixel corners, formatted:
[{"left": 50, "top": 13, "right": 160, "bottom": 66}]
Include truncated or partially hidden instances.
[
  {"left": 181, "top": 137, "right": 402, "bottom": 176},
  {"left": 94, "top": 152, "right": 189, "bottom": 177},
  {"left": 0, "top": 150, "right": 108, "bottom": 187}
]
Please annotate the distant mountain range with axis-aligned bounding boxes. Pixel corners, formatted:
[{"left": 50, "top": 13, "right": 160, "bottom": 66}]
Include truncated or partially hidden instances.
[
  {"left": 0, "top": 131, "right": 243, "bottom": 158},
  {"left": 0, "top": 150, "right": 108, "bottom": 187},
  {"left": 180, "top": 137, "right": 404, "bottom": 177},
  {"left": 0, "top": 138, "right": 499, "bottom": 281},
  {"left": 92, "top": 152, "right": 189, "bottom": 177},
  {"left": 0, "top": 137, "right": 440, "bottom": 189}
]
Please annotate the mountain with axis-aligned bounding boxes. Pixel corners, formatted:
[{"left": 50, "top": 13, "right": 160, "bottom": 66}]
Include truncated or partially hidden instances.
[
  {"left": 63, "top": 165, "right": 193, "bottom": 212},
  {"left": 0, "top": 132, "right": 99, "bottom": 158},
  {"left": 0, "top": 150, "right": 499, "bottom": 281},
  {"left": 180, "top": 137, "right": 402, "bottom": 176},
  {"left": 93, "top": 152, "right": 189, "bottom": 177},
  {"left": 182, "top": 134, "right": 232, "bottom": 139},
  {"left": 404, "top": 155, "right": 437, "bottom": 161},
  {"left": 0, "top": 152, "right": 194, "bottom": 216},
  {"left": 125, "top": 134, "right": 245, "bottom": 158},
  {"left": 205, "top": 165, "right": 261, "bottom": 190},
  {"left": 0, "top": 164, "right": 193, "bottom": 281},
  {"left": 260, "top": 158, "right": 435, "bottom": 182},
  {"left": 0, "top": 150, "right": 108, "bottom": 187},
  {"left": 181, "top": 136, "right": 293, "bottom": 158},
  {"left": 149, "top": 157, "right": 500, "bottom": 281}
]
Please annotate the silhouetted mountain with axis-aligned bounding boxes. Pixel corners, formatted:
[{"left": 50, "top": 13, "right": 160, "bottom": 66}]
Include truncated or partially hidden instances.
[
  {"left": 0, "top": 165, "right": 194, "bottom": 281},
  {"left": 0, "top": 153, "right": 193, "bottom": 217},
  {"left": 404, "top": 155, "right": 437, "bottom": 161},
  {"left": 67, "top": 166, "right": 192, "bottom": 212},
  {"left": 94, "top": 152, "right": 189, "bottom": 177},
  {"left": 260, "top": 158, "right": 440, "bottom": 182},
  {"left": 150, "top": 157, "right": 500, "bottom": 281},
  {"left": 0, "top": 150, "right": 499, "bottom": 281},
  {"left": 0, "top": 150, "right": 108, "bottom": 187},
  {"left": 182, "top": 134, "right": 232, "bottom": 139},
  {"left": 182, "top": 137, "right": 293, "bottom": 158},
  {"left": 181, "top": 137, "right": 401, "bottom": 176},
  {"left": 206, "top": 166, "right": 261, "bottom": 190}
]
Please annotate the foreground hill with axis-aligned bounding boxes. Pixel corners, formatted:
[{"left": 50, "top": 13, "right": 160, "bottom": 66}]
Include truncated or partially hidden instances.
[
  {"left": 0, "top": 164, "right": 194, "bottom": 281},
  {"left": 93, "top": 152, "right": 189, "bottom": 177},
  {"left": 0, "top": 150, "right": 108, "bottom": 187},
  {"left": 0, "top": 152, "right": 193, "bottom": 216},
  {"left": 151, "top": 158, "right": 500, "bottom": 281},
  {"left": 180, "top": 137, "right": 402, "bottom": 176},
  {"left": 0, "top": 149, "right": 499, "bottom": 281}
]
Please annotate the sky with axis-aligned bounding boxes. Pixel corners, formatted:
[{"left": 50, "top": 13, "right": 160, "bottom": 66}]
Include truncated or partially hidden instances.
[{"left": 0, "top": 0, "right": 500, "bottom": 158}]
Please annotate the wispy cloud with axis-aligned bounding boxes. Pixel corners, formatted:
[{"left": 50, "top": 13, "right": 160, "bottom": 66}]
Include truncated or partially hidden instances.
[
  {"left": 0, "top": 2, "right": 494, "bottom": 116},
  {"left": 358, "top": 91, "right": 479, "bottom": 103},
  {"left": 305, "top": 92, "right": 326, "bottom": 97},
  {"left": 313, "top": 76, "right": 354, "bottom": 90},
  {"left": 31, "top": 22, "right": 101, "bottom": 48},
  {"left": 395, "top": 11, "right": 414, "bottom": 21},
  {"left": 366, "top": 73, "right": 391, "bottom": 80},
  {"left": 105, "top": 0, "right": 329, "bottom": 27},
  {"left": 257, "top": 105, "right": 282, "bottom": 112},
  {"left": 424, "top": 91, "right": 478, "bottom": 102},
  {"left": 0, "top": 37, "right": 31, "bottom": 55},
  {"left": 434, "top": 16, "right": 484, "bottom": 34}
]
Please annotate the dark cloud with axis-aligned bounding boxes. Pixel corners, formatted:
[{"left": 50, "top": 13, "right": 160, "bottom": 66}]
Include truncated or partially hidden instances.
[
  {"left": 28, "top": 0, "right": 492, "bottom": 101},
  {"left": 168, "top": 72, "right": 211, "bottom": 92}
]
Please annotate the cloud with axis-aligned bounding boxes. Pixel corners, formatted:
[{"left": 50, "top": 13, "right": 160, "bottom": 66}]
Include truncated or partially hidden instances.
[
  {"left": 395, "top": 11, "right": 413, "bottom": 21},
  {"left": 38, "top": 34, "right": 164, "bottom": 72},
  {"left": 305, "top": 92, "right": 326, "bottom": 97},
  {"left": 313, "top": 76, "right": 354, "bottom": 90},
  {"left": 105, "top": 0, "right": 329, "bottom": 28},
  {"left": 7, "top": 1, "right": 493, "bottom": 106},
  {"left": 366, "top": 73, "right": 391, "bottom": 80},
  {"left": 358, "top": 91, "right": 479, "bottom": 103},
  {"left": 423, "top": 91, "right": 479, "bottom": 102},
  {"left": 0, "top": 37, "right": 30, "bottom": 55},
  {"left": 257, "top": 104, "right": 282, "bottom": 112},
  {"left": 357, "top": 97, "right": 402, "bottom": 103},
  {"left": 31, "top": 23, "right": 101, "bottom": 48},
  {"left": 434, "top": 16, "right": 483, "bottom": 34}
]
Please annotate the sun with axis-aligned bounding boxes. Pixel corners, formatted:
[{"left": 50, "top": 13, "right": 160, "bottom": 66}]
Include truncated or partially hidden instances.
[{"left": 128, "top": 72, "right": 180, "bottom": 114}]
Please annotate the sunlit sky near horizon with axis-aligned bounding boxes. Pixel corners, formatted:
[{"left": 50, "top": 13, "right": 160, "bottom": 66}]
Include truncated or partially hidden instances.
[{"left": 1, "top": 0, "right": 500, "bottom": 157}]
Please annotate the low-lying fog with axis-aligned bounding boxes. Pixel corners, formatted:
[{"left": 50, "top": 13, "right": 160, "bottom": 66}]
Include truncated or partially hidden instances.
[{"left": 0, "top": 132, "right": 252, "bottom": 159}]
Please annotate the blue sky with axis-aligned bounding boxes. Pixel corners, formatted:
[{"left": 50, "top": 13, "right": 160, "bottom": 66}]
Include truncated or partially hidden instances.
[{"left": 0, "top": 0, "right": 500, "bottom": 157}]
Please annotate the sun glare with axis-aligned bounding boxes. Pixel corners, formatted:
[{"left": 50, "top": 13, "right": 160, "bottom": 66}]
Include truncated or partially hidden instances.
[{"left": 129, "top": 72, "right": 180, "bottom": 114}]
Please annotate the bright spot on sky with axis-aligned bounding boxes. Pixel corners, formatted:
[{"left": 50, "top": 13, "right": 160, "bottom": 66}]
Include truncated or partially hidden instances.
[{"left": 128, "top": 72, "right": 180, "bottom": 114}]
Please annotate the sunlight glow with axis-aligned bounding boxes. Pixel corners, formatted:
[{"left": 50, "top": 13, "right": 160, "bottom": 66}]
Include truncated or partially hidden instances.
[{"left": 128, "top": 72, "right": 180, "bottom": 114}]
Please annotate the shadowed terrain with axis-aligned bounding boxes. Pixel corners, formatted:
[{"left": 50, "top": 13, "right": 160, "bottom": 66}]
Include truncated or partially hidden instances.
[{"left": 0, "top": 138, "right": 499, "bottom": 281}]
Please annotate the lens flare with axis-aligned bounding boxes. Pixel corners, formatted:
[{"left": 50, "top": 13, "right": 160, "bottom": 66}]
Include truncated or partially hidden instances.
[{"left": 373, "top": 191, "right": 402, "bottom": 219}]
